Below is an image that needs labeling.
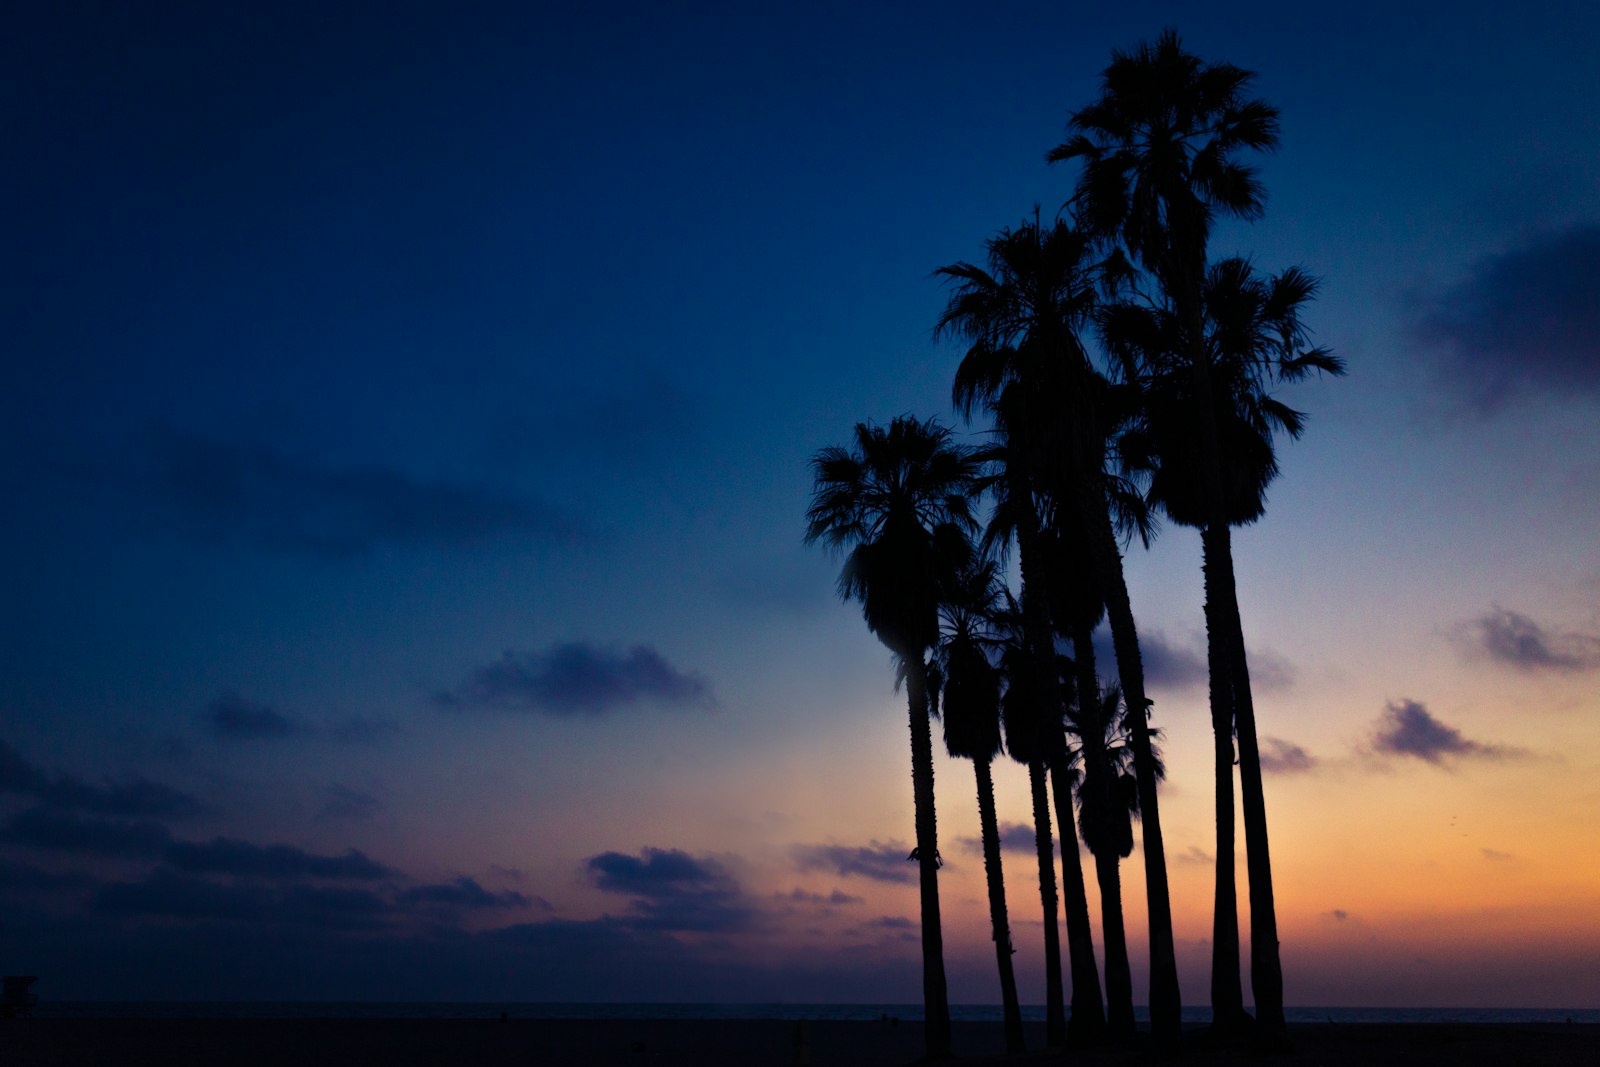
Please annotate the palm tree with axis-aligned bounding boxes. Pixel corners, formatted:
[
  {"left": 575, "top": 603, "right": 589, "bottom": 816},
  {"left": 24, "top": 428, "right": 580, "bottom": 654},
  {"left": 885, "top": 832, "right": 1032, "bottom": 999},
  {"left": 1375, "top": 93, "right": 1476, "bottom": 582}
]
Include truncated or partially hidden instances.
[
  {"left": 805, "top": 415, "right": 979, "bottom": 1060},
  {"left": 937, "top": 216, "right": 1180, "bottom": 1040},
  {"left": 1043, "top": 683, "right": 1108, "bottom": 1048},
  {"left": 994, "top": 603, "right": 1074, "bottom": 1048},
  {"left": 976, "top": 393, "right": 1102, "bottom": 1048},
  {"left": 1052, "top": 30, "right": 1287, "bottom": 1040},
  {"left": 1036, "top": 444, "right": 1150, "bottom": 1041},
  {"left": 935, "top": 559, "right": 1025, "bottom": 1055},
  {"left": 1070, "top": 683, "right": 1163, "bottom": 1040},
  {"left": 1107, "top": 258, "right": 1343, "bottom": 1038}
]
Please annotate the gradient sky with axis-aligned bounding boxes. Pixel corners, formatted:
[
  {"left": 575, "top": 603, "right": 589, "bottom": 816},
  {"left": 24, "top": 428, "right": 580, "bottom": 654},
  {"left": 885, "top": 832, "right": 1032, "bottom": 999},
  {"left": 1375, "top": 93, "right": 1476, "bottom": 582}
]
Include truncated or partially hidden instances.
[{"left": 4, "top": 1, "right": 1598, "bottom": 1007}]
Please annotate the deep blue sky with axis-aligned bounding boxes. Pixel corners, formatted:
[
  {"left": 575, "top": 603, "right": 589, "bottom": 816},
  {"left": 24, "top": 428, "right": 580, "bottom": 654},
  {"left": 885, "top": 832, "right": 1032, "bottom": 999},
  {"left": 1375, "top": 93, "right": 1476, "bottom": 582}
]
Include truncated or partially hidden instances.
[{"left": 4, "top": 2, "right": 1599, "bottom": 1005}]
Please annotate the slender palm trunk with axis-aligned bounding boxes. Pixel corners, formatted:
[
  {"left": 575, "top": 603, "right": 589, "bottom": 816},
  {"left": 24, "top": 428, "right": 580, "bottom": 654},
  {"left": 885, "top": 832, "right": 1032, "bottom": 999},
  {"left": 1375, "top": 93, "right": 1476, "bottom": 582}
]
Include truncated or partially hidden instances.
[
  {"left": 1011, "top": 472, "right": 1071, "bottom": 1048},
  {"left": 1202, "top": 529, "right": 1248, "bottom": 1038},
  {"left": 1086, "top": 491, "right": 1182, "bottom": 1039},
  {"left": 1028, "top": 759, "right": 1067, "bottom": 1047},
  {"left": 974, "top": 757, "right": 1025, "bottom": 1054},
  {"left": 1049, "top": 762, "right": 1108, "bottom": 1044},
  {"left": 1071, "top": 623, "right": 1132, "bottom": 1039},
  {"left": 1211, "top": 527, "right": 1287, "bottom": 1042},
  {"left": 1092, "top": 846, "right": 1134, "bottom": 1037},
  {"left": 905, "top": 661, "right": 952, "bottom": 1058},
  {"left": 1173, "top": 246, "right": 1286, "bottom": 1045}
]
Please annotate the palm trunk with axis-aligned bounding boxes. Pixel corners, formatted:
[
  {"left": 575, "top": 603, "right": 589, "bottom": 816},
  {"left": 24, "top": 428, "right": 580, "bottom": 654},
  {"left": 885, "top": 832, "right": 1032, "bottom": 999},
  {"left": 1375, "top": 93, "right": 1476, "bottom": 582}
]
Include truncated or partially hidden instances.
[
  {"left": 1211, "top": 527, "right": 1287, "bottom": 1043},
  {"left": 1071, "top": 623, "right": 1132, "bottom": 1039},
  {"left": 1011, "top": 468, "right": 1069, "bottom": 1047},
  {"left": 1173, "top": 244, "right": 1287, "bottom": 1046},
  {"left": 1049, "top": 762, "right": 1108, "bottom": 1044},
  {"left": 975, "top": 757, "right": 1025, "bottom": 1055},
  {"left": 1087, "top": 491, "right": 1182, "bottom": 1039},
  {"left": 1092, "top": 845, "right": 1135, "bottom": 1038},
  {"left": 905, "top": 660, "right": 952, "bottom": 1058},
  {"left": 1028, "top": 759, "right": 1067, "bottom": 1047},
  {"left": 1202, "top": 527, "right": 1248, "bottom": 1039}
]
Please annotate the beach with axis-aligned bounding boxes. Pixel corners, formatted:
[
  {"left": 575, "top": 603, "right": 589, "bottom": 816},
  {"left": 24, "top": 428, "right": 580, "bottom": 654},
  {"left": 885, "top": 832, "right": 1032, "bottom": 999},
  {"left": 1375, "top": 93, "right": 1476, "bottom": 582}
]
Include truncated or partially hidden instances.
[{"left": 2, "top": 1018, "right": 1596, "bottom": 1065}]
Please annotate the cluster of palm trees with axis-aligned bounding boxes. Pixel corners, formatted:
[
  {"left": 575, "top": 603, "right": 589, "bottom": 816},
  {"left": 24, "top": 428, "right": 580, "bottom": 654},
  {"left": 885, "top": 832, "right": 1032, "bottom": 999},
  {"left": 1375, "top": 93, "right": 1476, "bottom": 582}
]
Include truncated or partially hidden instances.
[{"left": 805, "top": 32, "right": 1342, "bottom": 1058}]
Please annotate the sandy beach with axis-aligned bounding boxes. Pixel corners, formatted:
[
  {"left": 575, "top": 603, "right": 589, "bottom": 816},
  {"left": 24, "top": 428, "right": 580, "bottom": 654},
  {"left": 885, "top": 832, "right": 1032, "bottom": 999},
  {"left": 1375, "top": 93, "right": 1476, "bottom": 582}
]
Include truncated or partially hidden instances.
[{"left": 2, "top": 1018, "right": 1596, "bottom": 1066}]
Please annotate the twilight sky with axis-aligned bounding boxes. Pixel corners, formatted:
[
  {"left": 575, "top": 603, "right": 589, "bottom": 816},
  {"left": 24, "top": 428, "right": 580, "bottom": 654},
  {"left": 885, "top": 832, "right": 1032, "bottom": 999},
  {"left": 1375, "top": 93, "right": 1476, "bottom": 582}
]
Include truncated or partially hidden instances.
[{"left": 4, "top": 2, "right": 1598, "bottom": 1007}]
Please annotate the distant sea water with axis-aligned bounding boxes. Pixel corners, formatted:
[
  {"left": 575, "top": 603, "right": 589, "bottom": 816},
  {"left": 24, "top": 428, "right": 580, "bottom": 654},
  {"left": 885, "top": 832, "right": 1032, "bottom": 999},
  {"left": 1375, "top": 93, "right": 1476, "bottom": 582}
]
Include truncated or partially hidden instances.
[{"left": 34, "top": 1003, "right": 1600, "bottom": 1024}]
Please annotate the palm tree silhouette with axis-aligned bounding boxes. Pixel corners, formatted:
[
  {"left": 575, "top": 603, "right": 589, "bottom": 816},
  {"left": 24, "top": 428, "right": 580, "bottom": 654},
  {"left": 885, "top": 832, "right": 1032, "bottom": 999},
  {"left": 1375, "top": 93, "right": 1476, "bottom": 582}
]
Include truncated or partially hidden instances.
[
  {"left": 1068, "top": 680, "right": 1159, "bottom": 1039},
  {"left": 934, "top": 558, "right": 1025, "bottom": 1055},
  {"left": 1107, "top": 257, "right": 1342, "bottom": 1038},
  {"left": 1043, "top": 678, "right": 1108, "bottom": 1049},
  {"left": 805, "top": 415, "right": 978, "bottom": 1060},
  {"left": 1038, "top": 459, "right": 1149, "bottom": 1040},
  {"left": 975, "top": 393, "right": 1105, "bottom": 1048},
  {"left": 1075, "top": 675, "right": 1164, "bottom": 1036},
  {"left": 993, "top": 597, "right": 1076, "bottom": 1047},
  {"left": 938, "top": 216, "right": 1175, "bottom": 1041},
  {"left": 1052, "top": 29, "right": 1285, "bottom": 1040},
  {"left": 1062, "top": 655, "right": 1139, "bottom": 1036}
]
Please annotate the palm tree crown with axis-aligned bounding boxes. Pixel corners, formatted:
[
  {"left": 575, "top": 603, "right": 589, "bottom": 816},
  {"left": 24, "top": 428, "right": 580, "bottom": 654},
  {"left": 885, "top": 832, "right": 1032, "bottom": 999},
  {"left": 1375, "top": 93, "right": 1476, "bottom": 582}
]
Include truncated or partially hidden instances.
[
  {"left": 1050, "top": 28, "right": 1279, "bottom": 283},
  {"left": 1107, "top": 256, "right": 1345, "bottom": 527},
  {"left": 805, "top": 416, "right": 979, "bottom": 661}
]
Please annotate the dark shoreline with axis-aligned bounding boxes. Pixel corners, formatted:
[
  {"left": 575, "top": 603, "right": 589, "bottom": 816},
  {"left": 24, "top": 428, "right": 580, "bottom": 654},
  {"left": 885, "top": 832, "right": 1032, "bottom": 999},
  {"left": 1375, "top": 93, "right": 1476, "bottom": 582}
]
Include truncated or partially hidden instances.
[{"left": 2, "top": 1017, "right": 1597, "bottom": 1065}]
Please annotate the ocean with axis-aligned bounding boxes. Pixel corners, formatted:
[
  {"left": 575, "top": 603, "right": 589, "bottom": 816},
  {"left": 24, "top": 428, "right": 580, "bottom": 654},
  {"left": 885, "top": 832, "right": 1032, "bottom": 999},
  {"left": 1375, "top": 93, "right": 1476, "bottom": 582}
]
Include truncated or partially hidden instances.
[{"left": 31, "top": 1003, "right": 1600, "bottom": 1024}]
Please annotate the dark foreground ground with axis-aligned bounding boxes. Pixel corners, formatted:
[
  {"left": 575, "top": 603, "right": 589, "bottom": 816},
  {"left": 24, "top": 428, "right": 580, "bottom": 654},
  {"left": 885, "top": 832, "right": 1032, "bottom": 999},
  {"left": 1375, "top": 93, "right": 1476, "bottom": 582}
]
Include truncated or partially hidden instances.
[{"left": 1, "top": 1018, "right": 1596, "bottom": 1065}]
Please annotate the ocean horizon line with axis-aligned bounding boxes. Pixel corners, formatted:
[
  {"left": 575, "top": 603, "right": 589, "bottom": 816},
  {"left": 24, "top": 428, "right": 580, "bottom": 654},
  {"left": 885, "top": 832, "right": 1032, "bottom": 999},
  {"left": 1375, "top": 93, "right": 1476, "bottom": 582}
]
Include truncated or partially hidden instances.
[{"left": 32, "top": 1002, "right": 1600, "bottom": 1025}]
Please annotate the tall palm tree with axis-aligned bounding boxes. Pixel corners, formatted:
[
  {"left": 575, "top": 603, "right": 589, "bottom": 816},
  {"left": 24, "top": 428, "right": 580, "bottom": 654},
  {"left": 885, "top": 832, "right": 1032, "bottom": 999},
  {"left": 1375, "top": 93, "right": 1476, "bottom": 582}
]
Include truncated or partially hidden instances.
[
  {"left": 1052, "top": 30, "right": 1288, "bottom": 1040},
  {"left": 805, "top": 415, "right": 979, "bottom": 1060},
  {"left": 937, "top": 216, "right": 1180, "bottom": 1039},
  {"left": 977, "top": 394, "right": 1102, "bottom": 1048},
  {"left": 1037, "top": 449, "right": 1150, "bottom": 1041},
  {"left": 993, "top": 602, "right": 1073, "bottom": 1048},
  {"left": 1107, "top": 259, "right": 1343, "bottom": 1039},
  {"left": 1054, "top": 653, "right": 1134, "bottom": 1039},
  {"left": 1042, "top": 677, "right": 1107, "bottom": 1048},
  {"left": 1070, "top": 683, "right": 1163, "bottom": 1040},
  {"left": 935, "top": 559, "right": 1025, "bottom": 1055}
]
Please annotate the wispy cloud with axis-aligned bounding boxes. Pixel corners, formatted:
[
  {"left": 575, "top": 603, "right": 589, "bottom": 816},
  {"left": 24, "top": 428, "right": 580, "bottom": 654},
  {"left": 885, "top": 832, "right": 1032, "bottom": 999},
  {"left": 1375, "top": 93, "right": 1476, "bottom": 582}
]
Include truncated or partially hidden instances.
[
  {"left": 0, "top": 739, "right": 205, "bottom": 820},
  {"left": 205, "top": 692, "right": 301, "bottom": 740},
  {"left": 960, "top": 822, "right": 1049, "bottom": 857},
  {"left": 1369, "top": 699, "right": 1508, "bottom": 764},
  {"left": 586, "top": 847, "right": 751, "bottom": 933},
  {"left": 1258, "top": 736, "right": 1316, "bottom": 774},
  {"left": 0, "top": 808, "right": 172, "bottom": 858},
  {"left": 1459, "top": 606, "right": 1600, "bottom": 672},
  {"left": 1092, "top": 628, "right": 1294, "bottom": 693},
  {"left": 164, "top": 838, "right": 395, "bottom": 880},
  {"left": 316, "top": 784, "right": 381, "bottom": 823},
  {"left": 1413, "top": 223, "right": 1600, "bottom": 412},
  {"left": 397, "top": 877, "right": 538, "bottom": 911},
  {"left": 94, "top": 869, "right": 393, "bottom": 930},
  {"left": 204, "top": 694, "right": 401, "bottom": 746},
  {"left": 776, "top": 887, "right": 863, "bottom": 907},
  {"left": 143, "top": 424, "right": 582, "bottom": 557},
  {"left": 437, "top": 642, "right": 715, "bottom": 716},
  {"left": 793, "top": 841, "right": 916, "bottom": 885}
]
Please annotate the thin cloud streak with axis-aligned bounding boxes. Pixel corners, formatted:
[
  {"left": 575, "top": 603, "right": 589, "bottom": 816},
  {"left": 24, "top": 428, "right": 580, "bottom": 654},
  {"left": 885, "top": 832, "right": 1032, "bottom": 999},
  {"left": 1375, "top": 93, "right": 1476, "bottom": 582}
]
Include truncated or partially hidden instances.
[
  {"left": 437, "top": 642, "right": 715, "bottom": 716},
  {"left": 792, "top": 841, "right": 917, "bottom": 885},
  {"left": 1462, "top": 606, "right": 1600, "bottom": 672},
  {"left": 0, "top": 740, "right": 205, "bottom": 820},
  {"left": 142, "top": 424, "right": 583, "bottom": 557}
]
